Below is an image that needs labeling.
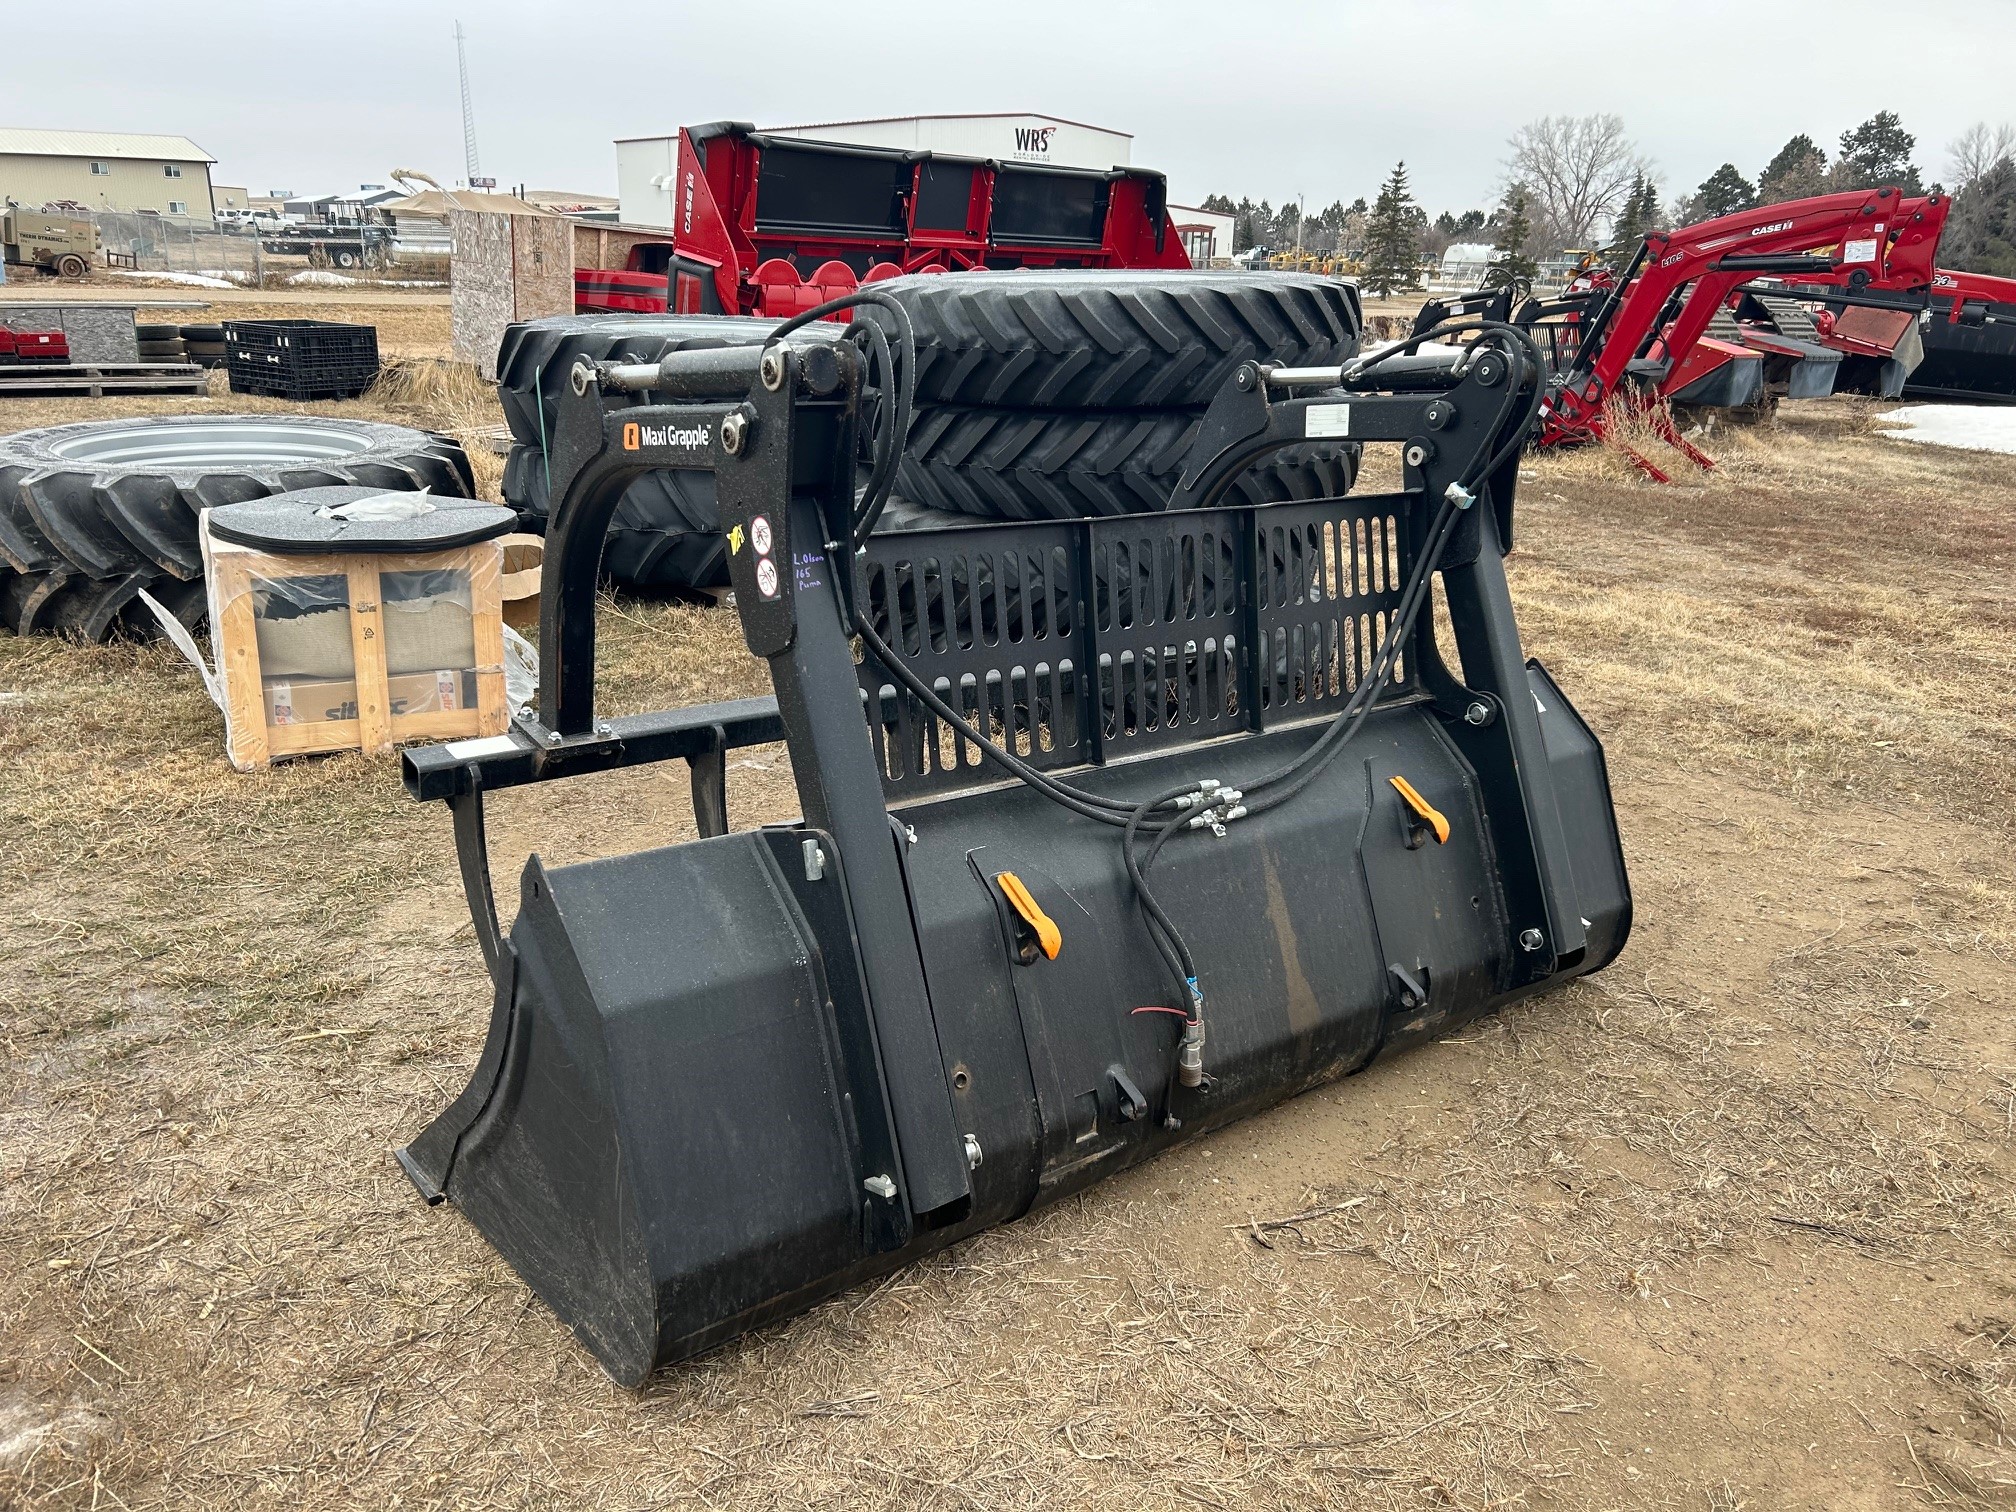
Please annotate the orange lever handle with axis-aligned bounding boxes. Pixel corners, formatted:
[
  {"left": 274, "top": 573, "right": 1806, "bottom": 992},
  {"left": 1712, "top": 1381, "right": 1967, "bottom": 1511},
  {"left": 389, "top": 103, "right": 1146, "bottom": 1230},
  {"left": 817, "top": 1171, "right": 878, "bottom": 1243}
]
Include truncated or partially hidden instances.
[
  {"left": 995, "top": 871, "right": 1062, "bottom": 960},
  {"left": 1388, "top": 775, "right": 1450, "bottom": 845}
]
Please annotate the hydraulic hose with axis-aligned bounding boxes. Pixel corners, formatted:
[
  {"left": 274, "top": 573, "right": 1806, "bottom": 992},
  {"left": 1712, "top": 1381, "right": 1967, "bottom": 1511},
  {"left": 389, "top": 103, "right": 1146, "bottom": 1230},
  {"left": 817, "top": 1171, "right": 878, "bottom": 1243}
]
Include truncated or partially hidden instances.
[{"left": 841, "top": 316, "right": 1545, "bottom": 1097}]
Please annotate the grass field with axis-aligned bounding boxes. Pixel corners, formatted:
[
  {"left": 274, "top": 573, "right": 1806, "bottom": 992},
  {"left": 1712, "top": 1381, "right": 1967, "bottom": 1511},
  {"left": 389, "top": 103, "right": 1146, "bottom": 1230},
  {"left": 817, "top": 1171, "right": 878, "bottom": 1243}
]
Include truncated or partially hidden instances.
[{"left": 2, "top": 292, "right": 2014, "bottom": 1510}]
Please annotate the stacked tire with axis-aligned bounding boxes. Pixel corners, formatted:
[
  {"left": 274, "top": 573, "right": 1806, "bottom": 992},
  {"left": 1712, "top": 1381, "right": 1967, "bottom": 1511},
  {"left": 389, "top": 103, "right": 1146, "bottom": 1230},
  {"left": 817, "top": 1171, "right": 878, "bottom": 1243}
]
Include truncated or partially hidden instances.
[
  {"left": 496, "top": 273, "right": 1362, "bottom": 592},
  {"left": 137, "top": 323, "right": 187, "bottom": 363},
  {"left": 496, "top": 314, "right": 845, "bottom": 594},
  {"left": 180, "top": 324, "right": 228, "bottom": 368},
  {"left": 862, "top": 270, "right": 1363, "bottom": 519},
  {"left": 0, "top": 416, "right": 474, "bottom": 640}
]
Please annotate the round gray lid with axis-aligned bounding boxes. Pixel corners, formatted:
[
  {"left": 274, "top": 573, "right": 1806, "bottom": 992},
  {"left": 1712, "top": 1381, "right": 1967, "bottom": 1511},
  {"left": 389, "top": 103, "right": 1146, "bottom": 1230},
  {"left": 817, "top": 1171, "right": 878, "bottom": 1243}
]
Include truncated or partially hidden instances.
[{"left": 207, "top": 486, "right": 516, "bottom": 554}]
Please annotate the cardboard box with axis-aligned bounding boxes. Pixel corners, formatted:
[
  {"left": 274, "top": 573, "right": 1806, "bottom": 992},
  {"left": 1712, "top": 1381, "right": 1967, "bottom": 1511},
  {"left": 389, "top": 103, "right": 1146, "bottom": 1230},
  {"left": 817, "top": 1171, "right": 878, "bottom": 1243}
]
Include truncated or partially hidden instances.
[{"left": 263, "top": 669, "right": 475, "bottom": 728}]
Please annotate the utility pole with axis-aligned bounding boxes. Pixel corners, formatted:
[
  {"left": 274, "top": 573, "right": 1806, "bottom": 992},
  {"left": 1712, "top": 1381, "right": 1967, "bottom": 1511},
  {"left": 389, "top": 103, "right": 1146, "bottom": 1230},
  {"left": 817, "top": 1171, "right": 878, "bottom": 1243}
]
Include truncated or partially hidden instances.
[{"left": 455, "top": 22, "right": 482, "bottom": 187}]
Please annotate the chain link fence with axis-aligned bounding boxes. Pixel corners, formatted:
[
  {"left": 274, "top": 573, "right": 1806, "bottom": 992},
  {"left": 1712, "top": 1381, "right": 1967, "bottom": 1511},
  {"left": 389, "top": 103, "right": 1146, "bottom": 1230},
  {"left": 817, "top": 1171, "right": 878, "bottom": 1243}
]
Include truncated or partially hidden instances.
[{"left": 86, "top": 213, "right": 446, "bottom": 287}]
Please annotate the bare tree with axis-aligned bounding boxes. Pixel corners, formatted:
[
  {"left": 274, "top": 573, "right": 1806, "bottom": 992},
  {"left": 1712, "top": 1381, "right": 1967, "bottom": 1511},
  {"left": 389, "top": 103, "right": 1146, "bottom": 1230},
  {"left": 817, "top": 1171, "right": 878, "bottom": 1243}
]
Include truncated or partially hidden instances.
[
  {"left": 1948, "top": 121, "right": 2016, "bottom": 190},
  {"left": 1504, "top": 114, "right": 1650, "bottom": 251}
]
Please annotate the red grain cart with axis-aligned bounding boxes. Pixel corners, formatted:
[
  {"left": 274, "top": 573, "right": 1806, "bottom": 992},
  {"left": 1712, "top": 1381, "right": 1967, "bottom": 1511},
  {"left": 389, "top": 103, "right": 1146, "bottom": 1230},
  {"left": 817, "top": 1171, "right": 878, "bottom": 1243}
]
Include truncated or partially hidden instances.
[{"left": 576, "top": 121, "right": 1191, "bottom": 317}]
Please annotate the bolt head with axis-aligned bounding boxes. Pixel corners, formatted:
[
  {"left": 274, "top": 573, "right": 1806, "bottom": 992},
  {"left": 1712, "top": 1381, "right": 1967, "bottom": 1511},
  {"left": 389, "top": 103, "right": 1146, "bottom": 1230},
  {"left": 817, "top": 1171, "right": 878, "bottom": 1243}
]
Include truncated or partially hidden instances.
[
  {"left": 721, "top": 413, "right": 747, "bottom": 455},
  {"left": 1405, "top": 444, "right": 1427, "bottom": 468},
  {"left": 1519, "top": 928, "right": 1545, "bottom": 951},
  {"left": 759, "top": 347, "right": 787, "bottom": 391}
]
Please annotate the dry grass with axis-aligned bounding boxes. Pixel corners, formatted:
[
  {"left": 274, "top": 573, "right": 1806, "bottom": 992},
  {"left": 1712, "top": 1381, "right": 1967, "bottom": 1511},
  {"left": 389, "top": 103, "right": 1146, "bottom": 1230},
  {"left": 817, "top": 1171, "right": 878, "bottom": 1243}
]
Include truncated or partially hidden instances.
[
  {"left": 2, "top": 365, "right": 2015, "bottom": 1509},
  {"left": 0, "top": 286, "right": 451, "bottom": 361}
]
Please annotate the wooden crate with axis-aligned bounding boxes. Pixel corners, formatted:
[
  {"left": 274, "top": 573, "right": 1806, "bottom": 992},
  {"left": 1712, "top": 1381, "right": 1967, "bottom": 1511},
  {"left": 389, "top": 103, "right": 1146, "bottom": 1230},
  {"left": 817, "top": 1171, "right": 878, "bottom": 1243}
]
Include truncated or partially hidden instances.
[{"left": 204, "top": 526, "right": 510, "bottom": 771}]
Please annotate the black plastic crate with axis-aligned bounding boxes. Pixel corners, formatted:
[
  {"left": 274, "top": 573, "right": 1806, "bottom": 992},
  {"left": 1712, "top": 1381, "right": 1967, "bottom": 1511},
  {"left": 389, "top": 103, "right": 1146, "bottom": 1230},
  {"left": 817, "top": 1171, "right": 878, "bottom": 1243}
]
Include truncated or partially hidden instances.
[{"left": 225, "top": 319, "right": 380, "bottom": 401}]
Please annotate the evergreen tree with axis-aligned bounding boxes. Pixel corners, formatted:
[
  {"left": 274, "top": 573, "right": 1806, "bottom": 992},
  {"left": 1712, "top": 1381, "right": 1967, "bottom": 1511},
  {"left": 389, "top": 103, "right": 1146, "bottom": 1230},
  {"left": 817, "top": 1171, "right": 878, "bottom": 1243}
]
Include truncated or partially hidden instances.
[
  {"left": 1692, "top": 163, "right": 1759, "bottom": 219},
  {"left": 1485, "top": 188, "right": 1539, "bottom": 290},
  {"left": 1946, "top": 154, "right": 2016, "bottom": 277},
  {"left": 1834, "top": 112, "right": 1921, "bottom": 191},
  {"left": 1758, "top": 134, "right": 1829, "bottom": 202},
  {"left": 1360, "top": 162, "right": 1424, "bottom": 296},
  {"left": 1607, "top": 173, "right": 1661, "bottom": 254}
]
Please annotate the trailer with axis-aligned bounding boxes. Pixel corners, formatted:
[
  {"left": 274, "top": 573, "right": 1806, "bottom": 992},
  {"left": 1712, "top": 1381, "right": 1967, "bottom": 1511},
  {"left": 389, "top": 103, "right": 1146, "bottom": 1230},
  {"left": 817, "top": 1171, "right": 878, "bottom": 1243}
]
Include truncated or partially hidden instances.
[
  {"left": 256, "top": 222, "right": 394, "bottom": 270},
  {"left": 2, "top": 208, "right": 96, "bottom": 279},
  {"left": 574, "top": 121, "right": 1191, "bottom": 317}
]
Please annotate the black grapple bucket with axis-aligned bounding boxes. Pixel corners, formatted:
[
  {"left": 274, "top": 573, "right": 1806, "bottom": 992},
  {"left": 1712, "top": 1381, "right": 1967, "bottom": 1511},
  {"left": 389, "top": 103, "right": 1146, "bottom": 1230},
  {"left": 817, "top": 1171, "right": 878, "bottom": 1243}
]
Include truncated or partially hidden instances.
[{"left": 397, "top": 323, "right": 1630, "bottom": 1385}]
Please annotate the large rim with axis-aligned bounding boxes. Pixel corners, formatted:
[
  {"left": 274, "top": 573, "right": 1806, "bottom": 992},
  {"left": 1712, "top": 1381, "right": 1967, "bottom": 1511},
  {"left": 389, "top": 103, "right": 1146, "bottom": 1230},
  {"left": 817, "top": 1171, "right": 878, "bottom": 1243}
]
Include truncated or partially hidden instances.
[{"left": 38, "top": 419, "right": 382, "bottom": 469}]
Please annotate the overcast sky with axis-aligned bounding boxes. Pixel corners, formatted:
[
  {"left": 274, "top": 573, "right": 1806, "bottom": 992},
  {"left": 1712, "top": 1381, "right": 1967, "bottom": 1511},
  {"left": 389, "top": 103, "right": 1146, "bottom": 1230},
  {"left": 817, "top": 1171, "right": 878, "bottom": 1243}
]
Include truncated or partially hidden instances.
[{"left": 7, "top": 0, "right": 2012, "bottom": 212}]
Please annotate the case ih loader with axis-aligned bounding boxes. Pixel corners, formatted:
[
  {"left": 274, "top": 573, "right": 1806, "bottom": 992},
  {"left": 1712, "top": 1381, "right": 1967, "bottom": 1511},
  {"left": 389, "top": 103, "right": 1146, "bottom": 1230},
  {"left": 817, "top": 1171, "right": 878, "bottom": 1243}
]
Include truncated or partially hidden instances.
[
  {"left": 393, "top": 273, "right": 1631, "bottom": 1383},
  {"left": 1525, "top": 188, "right": 1949, "bottom": 478},
  {"left": 575, "top": 121, "right": 1190, "bottom": 317}
]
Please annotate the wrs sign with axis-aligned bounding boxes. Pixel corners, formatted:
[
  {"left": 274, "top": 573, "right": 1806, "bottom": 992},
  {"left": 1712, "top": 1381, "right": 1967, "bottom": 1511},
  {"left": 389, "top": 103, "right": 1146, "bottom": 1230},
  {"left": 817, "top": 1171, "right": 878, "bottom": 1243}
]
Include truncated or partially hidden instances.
[{"left": 1011, "top": 125, "right": 1059, "bottom": 161}]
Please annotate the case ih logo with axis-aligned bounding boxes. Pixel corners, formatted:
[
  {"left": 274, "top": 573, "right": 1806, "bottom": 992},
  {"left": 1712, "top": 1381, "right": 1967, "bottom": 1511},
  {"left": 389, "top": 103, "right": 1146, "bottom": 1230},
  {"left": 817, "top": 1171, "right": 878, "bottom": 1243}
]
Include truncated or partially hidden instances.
[
  {"left": 1750, "top": 219, "right": 1795, "bottom": 237},
  {"left": 1013, "top": 126, "right": 1058, "bottom": 157}
]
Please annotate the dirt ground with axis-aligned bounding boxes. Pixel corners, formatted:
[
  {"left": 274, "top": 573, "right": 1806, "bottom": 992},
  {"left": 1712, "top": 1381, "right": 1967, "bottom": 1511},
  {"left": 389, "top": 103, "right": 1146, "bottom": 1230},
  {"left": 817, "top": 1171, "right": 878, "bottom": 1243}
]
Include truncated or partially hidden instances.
[{"left": 2, "top": 306, "right": 2015, "bottom": 1510}]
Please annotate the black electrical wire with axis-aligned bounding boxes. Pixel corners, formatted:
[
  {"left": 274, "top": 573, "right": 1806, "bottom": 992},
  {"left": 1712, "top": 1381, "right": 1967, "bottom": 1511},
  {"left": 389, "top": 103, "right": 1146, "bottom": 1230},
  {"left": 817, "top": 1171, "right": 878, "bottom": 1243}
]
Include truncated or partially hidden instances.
[{"left": 838, "top": 315, "right": 1546, "bottom": 1080}]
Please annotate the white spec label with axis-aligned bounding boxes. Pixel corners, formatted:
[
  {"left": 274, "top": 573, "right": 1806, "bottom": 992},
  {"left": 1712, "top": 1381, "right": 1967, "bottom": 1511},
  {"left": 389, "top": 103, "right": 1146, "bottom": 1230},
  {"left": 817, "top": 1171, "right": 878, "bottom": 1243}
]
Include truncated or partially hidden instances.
[
  {"left": 1305, "top": 403, "right": 1351, "bottom": 438},
  {"left": 1842, "top": 237, "right": 1878, "bottom": 263}
]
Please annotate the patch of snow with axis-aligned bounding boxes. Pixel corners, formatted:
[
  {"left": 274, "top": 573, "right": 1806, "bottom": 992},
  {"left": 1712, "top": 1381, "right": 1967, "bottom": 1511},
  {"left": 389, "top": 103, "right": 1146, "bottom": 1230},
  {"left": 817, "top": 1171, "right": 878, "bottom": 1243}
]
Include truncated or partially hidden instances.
[
  {"left": 103, "top": 269, "right": 239, "bottom": 290},
  {"left": 284, "top": 270, "right": 447, "bottom": 288},
  {"left": 1876, "top": 404, "right": 2016, "bottom": 456}
]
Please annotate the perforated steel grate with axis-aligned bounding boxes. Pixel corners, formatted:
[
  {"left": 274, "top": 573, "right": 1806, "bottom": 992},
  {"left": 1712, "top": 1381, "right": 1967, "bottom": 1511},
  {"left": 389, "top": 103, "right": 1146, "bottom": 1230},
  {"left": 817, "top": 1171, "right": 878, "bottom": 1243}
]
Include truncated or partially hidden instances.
[{"left": 858, "top": 495, "right": 1413, "bottom": 800}]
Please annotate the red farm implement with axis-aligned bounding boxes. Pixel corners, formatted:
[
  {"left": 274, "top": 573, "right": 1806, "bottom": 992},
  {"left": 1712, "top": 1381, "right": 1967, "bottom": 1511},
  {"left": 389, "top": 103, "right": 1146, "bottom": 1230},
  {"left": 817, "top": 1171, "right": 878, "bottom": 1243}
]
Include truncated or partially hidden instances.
[
  {"left": 574, "top": 122, "right": 1191, "bottom": 318},
  {"left": 1744, "top": 260, "right": 2016, "bottom": 406},
  {"left": 1510, "top": 189, "right": 1951, "bottom": 478}
]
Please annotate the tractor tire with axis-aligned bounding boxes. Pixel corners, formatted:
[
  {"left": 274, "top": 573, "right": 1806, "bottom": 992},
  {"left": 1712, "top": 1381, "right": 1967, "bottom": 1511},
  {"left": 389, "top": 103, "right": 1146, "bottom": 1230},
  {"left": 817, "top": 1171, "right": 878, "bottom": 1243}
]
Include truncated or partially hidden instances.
[
  {"left": 180, "top": 324, "right": 226, "bottom": 344},
  {"left": 495, "top": 314, "right": 846, "bottom": 446},
  {"left": 502, "top": 442, "right": 728, "bottom": 594},
  {"left": 860, "top": 270, "right": 1363, "bottom": 410},
  {"left": 136, "top": 324, "right": 181, "bottom": 342},
  {"left": 893, "top": 406, "right": 1359, "bottom": 520},
  {"left": 138, "top": 341, "right": 186, "bottom": 361},
  {"left": 0, "top": 416, "right": 473, "bottom": 641},
  {"left": 502, "top": 441, "right": 972, "bottom": 595}
]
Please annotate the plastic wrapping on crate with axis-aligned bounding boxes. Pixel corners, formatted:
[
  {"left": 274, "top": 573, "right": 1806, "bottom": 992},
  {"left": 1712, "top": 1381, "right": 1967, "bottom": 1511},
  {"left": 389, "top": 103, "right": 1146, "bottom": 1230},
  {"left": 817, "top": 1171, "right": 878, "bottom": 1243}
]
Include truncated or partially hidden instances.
[{"left": 196, "top": 513, "right": 509, "bottom": 770}]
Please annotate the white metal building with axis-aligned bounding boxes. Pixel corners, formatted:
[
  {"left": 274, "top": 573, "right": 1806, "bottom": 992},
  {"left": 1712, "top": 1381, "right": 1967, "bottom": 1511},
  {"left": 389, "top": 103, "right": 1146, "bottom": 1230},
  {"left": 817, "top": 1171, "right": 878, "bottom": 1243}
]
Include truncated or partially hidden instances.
[
  {"left": 764, "top": 113, "right": 1131, "bottom": 169},
  {"left": 616, "top": 113, "right": 1135, "bottom": 230}
]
